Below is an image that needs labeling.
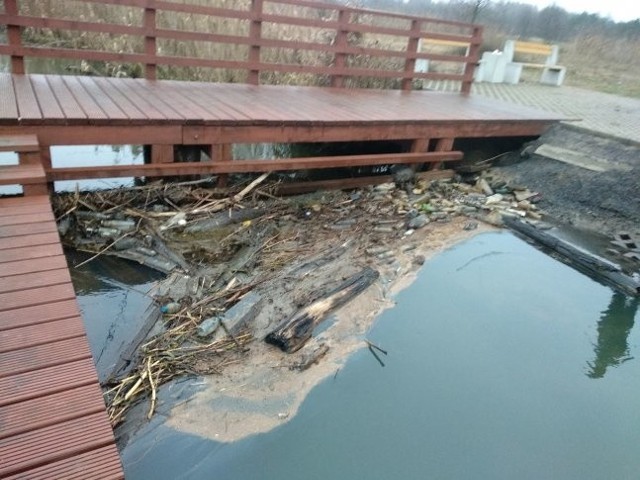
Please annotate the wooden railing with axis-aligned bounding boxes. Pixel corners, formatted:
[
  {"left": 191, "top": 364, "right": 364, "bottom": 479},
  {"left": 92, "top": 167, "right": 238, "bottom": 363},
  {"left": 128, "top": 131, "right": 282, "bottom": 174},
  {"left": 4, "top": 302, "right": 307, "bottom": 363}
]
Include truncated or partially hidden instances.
[{"left": 0, "top": 0, "right": 482, "bottom": 93}]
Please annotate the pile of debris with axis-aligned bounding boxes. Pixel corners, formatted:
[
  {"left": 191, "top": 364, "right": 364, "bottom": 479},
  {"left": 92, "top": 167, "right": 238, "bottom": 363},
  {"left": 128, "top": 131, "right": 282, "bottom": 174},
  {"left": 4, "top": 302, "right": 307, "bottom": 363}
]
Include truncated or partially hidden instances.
[{"left": 52, "top": 172, "right": 550, "bottom": 425}]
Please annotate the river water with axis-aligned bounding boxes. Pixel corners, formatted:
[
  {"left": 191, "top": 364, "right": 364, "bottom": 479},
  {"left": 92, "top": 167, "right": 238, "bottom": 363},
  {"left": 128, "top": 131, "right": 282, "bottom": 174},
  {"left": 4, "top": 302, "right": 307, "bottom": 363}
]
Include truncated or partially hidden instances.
[{"left": 113, "top": 231, "right": 640, "bottom": 480}]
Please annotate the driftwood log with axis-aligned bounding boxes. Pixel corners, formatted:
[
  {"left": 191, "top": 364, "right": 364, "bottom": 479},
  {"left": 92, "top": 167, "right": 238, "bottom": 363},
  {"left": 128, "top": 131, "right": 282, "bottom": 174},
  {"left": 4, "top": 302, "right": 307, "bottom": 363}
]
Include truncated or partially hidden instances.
[
  {"left": 266, "top": 267, "right": 380, "bottom": 353},
  {"left": 504, "top": 216, "right": 640, "bottom": 296}
]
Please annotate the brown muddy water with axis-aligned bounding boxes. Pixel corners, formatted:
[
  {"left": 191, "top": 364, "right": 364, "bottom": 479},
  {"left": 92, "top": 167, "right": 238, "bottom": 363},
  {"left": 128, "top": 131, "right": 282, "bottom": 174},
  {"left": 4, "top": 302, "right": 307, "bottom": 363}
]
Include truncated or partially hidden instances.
[{"left": 72, "top": 231, "right": 640, "bottom": 480}]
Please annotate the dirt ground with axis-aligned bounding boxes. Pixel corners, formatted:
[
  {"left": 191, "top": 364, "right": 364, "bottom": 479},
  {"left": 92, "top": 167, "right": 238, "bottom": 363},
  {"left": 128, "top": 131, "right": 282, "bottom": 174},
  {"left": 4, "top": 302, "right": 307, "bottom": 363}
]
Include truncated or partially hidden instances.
[{"left": 490, "top": 124, "right": 640, "bottom": 236}]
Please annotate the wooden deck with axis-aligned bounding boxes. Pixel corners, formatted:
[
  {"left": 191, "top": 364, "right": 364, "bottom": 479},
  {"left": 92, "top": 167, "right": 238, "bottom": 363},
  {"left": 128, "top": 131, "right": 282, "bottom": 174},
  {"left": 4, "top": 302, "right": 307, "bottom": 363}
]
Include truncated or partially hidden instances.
[
  {"left": 0, "top": 195, "right": 123, "bottom": 479},
  {"left": 0, "top": 73, "right": 562, "bottom": 181}
]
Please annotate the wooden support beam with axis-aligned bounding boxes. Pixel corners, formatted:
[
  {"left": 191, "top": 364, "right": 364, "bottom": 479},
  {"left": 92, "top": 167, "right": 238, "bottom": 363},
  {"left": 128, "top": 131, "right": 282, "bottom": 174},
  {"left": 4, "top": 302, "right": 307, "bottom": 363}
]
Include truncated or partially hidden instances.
[
  {"left": 182, "top": 121, "right": 551, "bottom": 144},
  {"left": 429, "top": 137, "right": 456, "bottom": 170},
  {"left": 212, "top": 143, "right": 232, "bottom": 187},
  {"left": 47, "top": 151, "right": 463, "bottom": 181},
  {"left": 151, "top": 145, "right": 174, "bottom": 163}
]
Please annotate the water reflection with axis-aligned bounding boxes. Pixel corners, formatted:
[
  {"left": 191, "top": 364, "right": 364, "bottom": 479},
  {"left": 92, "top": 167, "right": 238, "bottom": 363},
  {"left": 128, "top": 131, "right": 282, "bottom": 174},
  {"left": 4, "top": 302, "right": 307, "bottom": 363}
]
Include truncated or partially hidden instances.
[{"left": 587, "top": 293, "right": 639, "bottom": 379}]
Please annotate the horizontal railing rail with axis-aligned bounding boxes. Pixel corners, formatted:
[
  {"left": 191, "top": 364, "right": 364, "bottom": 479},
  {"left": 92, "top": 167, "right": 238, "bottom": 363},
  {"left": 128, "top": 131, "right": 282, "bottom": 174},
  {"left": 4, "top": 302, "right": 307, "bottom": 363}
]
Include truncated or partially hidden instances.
[{"left": 0, "top": 0, "right": 482, "bottom": 93}]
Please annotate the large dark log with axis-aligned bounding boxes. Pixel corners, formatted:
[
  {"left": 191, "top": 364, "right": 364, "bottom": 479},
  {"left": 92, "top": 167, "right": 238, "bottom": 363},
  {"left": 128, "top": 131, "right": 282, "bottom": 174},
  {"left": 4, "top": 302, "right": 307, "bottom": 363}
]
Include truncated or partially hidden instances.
[
  {"left": 504, "top": 217, "right": 640, "bottom": 296},
  {"left": 266, "top": 267, "right": 380, "bottom": 353}
]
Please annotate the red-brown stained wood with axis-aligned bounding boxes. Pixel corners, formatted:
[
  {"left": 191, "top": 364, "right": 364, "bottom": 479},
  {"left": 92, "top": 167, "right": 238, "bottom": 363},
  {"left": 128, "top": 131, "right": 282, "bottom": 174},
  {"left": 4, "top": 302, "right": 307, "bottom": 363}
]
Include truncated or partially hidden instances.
[
  {"left": 0, "top": 282, "right": 76, "bottom": 312},
  {"left": 0, "top": 231, "right": 60, "bottom": 251},
  {"left": 0, "top": 298, "right": 79, "bottom": 331},
  {"left": 0, "top": 385, "right": 105, "bottom": 440},
  {"left": 12, "top": 75, "right": 41, "bottom": 121},
  {"left": 0, "top": 243, "right": 64, "bottom": 263},
  {"left": 48, "top": 151, "right": 463, "bottom": 180},
  {"left": 0, "top": 412, "right": 118, "bottom": 478},
  {"left": 0, "top": 194, "right": 123, "bottom": 479},
  {"left": 91, "top": 77, "right": 146, "bottom": 120},
  {"left": 61, "top": 76, "right": 108, "bottom": 120},
  {"left": 0, "top": 358, "right": 99, "bottom": 407},
  {"left": 0, "top": 74, "right": 18, "bottom": 120},
  {"left": 0, "top": 134, "right": 38, "bottom": 152},
  {"left": 0, "top": 254, "right": 67, "bottom": 276},
  {"left": 3, "top": 444, "right": 124, "bottom": 480},
  {"left": 0, "top": 164, "right": 46, "bottom": 186},
  {"left": 44, "top": 75, "right": 88, "bottom": 121},
  {"left": 0, "top": 220, "right": 58, "bottom": 238},
  {"left": 29, "top": 76, "right": 65, "bottom": 120},
  {"left": 0, "top": 316, "right": 86, "bottom": 352},
  {"left": 0, "top": 336, "right": 91, "bottom": 378}
]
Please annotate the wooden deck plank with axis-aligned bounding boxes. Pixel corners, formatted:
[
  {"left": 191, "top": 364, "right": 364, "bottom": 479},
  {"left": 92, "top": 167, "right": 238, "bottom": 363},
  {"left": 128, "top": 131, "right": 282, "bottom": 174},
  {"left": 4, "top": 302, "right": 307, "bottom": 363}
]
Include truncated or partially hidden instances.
[
  {"left": 0, "top": 232, "right": 59, "bottom": 250},
  {"left": 29, "top": 75, "right": 65, "bottom": 120},
  {"left": 0, "top": 412, "right": 117, "bottom": 478},
  {"left": 188, "top": 83, "right": 254, "bottom": 121},
  {"left": 0, "top": 194, "right": 50, "bottom": 206},
  {"left": 3, "top": 444, "right": 123, "bottom": 480},
  {"left": 0, "top": 253, "right": 68, "bottom": 276},
  {"left": 45, "top": 75, "right": 88, "bottom": 121},
  {"left": 0, "top": 243, "right": 64, "bottom": 263},
  {"left": 0, "top": 74, "right": 19, "bottom": 120},
  {"left": 0, "top": 358, "right": 99, "bottom": 407},
  {"left": 0, "top": 336, "right": 91, "bottom": 378},
  {"left": 0, "top": 380, "right": 105, "bottom": 439},
  {"left": 2, "top": 74, "right": 564, "bottom": 129},
  {"left": 123, "top": 78, "right": 185, "bottom": 120},
  {"left": 0, "top": 164, "right": 46, "bottom": 186},
  {"left": 0, "top": 298, "right": 79, "bottom": 331},
  {"left": 91, "top": 77, "right": 147, "bottom": 120},
  {"left": 149, "top": 80, "right": 219, "bottom": 122},
  {"left": 0, "top": 283, "right": 76, "bottom": 312},
  {"left": 0, "top": 268, "right": 70, "bottom": 294},
  {"left": 11, "top": 75, "right": 42, "bottom": 121},
  {"left": 0, "top": 220, "right": 59, "bottom": 237},
  {"left": 0, "top": 194, "right": 122, "bottom": 480},
  {"left": 61, "top": 76, "right": 108, "bottom": 120},
  {"left": 0, "top": 207, "right": 52, "bottom": 225},
  {"left": 0, "top": 201, "right": 53, "bottom": 217},
  {"left": 0, "top": 134, "right": 39, "bottom": 152},
  {"left": 75, "top": 76, "right": 129, "bottom": 121},
  {"left": 0, "top": 315, "right": 85, "bottom": 352},
  {"left": 105, "top": 77, "right": 170, "bottom": 121}
]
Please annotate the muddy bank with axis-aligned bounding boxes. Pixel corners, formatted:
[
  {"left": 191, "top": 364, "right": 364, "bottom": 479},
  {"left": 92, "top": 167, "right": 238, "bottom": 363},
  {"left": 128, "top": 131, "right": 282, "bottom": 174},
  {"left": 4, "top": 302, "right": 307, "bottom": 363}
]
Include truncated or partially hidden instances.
[{"left": 491, "top": 124, "right": 640, "bottom": 235}]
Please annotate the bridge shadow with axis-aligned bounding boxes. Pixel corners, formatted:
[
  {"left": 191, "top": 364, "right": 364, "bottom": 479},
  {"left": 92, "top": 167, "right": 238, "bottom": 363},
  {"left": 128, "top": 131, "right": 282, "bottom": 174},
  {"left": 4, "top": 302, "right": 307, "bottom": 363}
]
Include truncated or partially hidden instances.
[{"left": 587, "top": 292, "right": 639, "bottom": 379}]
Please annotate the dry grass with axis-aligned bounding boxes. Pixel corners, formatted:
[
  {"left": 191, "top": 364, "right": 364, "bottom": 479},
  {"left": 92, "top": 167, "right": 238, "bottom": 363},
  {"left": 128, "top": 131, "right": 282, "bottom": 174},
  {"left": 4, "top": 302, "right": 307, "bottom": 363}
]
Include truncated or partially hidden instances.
[{"left": 561, "top": 34, "right": 640, "bottom": 98}]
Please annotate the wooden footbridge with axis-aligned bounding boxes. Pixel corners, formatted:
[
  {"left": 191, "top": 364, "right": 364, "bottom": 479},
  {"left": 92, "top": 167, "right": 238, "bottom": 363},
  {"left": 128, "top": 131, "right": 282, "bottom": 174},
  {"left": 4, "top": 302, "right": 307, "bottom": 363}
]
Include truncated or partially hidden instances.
[{"left": 0, "top": 0, "right": 562, "bottom": 478}]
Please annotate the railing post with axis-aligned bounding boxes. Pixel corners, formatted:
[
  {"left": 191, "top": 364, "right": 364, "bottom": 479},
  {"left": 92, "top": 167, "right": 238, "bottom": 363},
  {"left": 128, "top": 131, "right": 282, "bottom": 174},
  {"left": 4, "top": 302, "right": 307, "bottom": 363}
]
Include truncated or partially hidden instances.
[
  {"left": 144, "top": 4, "right": 157, "bottom": 80},
  {"left": 461, "top": 25, "right": 482, "bottom": 95},
  {"left": 4, "top": 0, "right": 25, "bottom": 74},
  {"left": 247, "top": 0, "right": 264, "bottom": 85},
  {"left": 330, "top": 9, "right": 349, "bottom": 88},
  {"left": 402, "top": 19, "right": 421, "bottom": 91}
]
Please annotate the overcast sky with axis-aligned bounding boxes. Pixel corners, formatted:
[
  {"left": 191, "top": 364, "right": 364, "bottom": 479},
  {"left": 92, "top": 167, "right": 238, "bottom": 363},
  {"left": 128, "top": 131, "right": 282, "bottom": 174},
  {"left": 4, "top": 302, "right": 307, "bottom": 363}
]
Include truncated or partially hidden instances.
[{"left": 501, "top": 0, "right": 639, "bottom": 22}]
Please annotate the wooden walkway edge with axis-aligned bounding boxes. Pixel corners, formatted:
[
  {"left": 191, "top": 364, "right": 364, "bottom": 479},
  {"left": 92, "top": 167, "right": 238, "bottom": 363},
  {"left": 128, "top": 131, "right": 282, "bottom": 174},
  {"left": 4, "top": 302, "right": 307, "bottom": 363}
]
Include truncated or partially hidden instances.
[{"left": 0, "top": 195, "right": 124, "bottom": 479}]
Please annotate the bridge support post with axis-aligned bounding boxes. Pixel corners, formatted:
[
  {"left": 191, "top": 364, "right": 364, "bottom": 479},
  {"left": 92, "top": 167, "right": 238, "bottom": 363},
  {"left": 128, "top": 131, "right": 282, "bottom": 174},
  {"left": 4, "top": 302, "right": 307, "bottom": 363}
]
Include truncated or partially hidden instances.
[
  {"left": 429, "top": 137, "right": 455, "bottom": 170},
  {"left": 212, "top": 144, "right": 232, "bottom": 187}
]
